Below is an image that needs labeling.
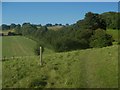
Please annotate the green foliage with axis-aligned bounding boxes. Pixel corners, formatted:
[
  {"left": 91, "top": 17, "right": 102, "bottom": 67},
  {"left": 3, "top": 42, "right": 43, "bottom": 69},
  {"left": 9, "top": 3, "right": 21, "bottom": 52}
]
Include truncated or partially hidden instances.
[
  {"left": 106, "top": 29, "right": 119, "bottom": 42},
  {"left": 101, "top": 12, "right": 120, "bottom": 29},
  {"left": 10, "top": 23, "right": 16, "bottom": 30},
  {"left": 15, "top": 21, "right": 112, "bottom": 52},
  {"left": 8, "top": 32, "right": 16, "bottom": 36},
  {"left": 34, "top": 44, "right": 44, "bottom": 55},
  {"left": 90, "top": 29, "right": 112, "bottom": 48},
  {"left": 22, "top": 23, "right": 37, "bottom": 36},
  {"left": 9, "top": 11, "right": 117, "bottom": 52},
  {"left": 76, "top": 12, "right": 106, "bottom": 30},
  {"left": 15, "top": 24, "right": 22, "bottom": 35},
  {"left": 2, "top": 24, "right": 10, "bottom": 30},
  {"left": 53, "top": 38, "right": 80, "bottom": 52}
]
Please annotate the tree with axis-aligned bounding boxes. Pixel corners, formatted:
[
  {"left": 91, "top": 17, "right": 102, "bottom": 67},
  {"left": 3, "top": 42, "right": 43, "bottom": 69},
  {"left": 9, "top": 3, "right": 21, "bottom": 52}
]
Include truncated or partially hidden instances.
[
  {"left": 66, "top": 23, "right": 69, "bottom": 26},
  {"left": 2, "top": 24, "right": 10, "bottom": 30},
  {"left": 59, "top": 24, "right": 62, "bottom": 26},
  {"left": 45, "top": 23, "right": 52, "bottom": 27},
  {"left": 76, "top": 12, "right": 106, "bottom": 30},
  {"left": 90, "top": 29, "right": 112, "bottom": 48},
  {"left": 22, "top": 23, "right": 37, "bottom": 36},
  {"left": 101, "top": 12, "right": 120, "bottom": 29},
  {"left": 40, "top": 26, "right": 48, "bottom": 36},
  {"left": 8, "top": 32, "right": 15, "bottom": 36},
  {"left": 10, "top": 23, "right": 16, "bottom": 29},
  {"left": 15, "top": 24, "right": 22, "bottom": 35},
  {"left": 9, "top": 11, "right": 115, "bottom": 53}
]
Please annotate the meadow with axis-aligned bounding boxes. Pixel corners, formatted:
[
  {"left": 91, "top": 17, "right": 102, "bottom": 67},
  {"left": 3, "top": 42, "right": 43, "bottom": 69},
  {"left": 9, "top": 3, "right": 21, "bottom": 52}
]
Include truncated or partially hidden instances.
[
  {"left": 2, "top": 29, "right": 119, "bottom": 88},
  {"left": 47, "top": 26, "right": 63, "bottom": 31},
  {"left": 0, "top": 36, "right": 2, "bottom": 89},
  {"left": 1, "top": 29, "right": 15, "bottom": 36},
  {"left": 2, "top": 37, "right": 118, "bottom": 88},
  {"left": 2, "top": 45, "right": 118, "bottom": 88},
  {"left": 106, "top": 29, "right": 119, "bottom": 42},
  {"left": 2, "top": 36, "right": 37, "bottom": 58}
]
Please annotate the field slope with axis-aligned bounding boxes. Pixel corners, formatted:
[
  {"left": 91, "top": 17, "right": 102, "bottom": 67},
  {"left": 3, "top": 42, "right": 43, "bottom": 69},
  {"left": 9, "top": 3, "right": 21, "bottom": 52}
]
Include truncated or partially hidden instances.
[
  {"left": 106, "top": 29, "right": 119, "bottom": 42},
  {"left": 2, "top": 36, "right": 37, "bottom": 58},
  {"left": 2, "top": 45, "right": 118, "bottom": 88}
]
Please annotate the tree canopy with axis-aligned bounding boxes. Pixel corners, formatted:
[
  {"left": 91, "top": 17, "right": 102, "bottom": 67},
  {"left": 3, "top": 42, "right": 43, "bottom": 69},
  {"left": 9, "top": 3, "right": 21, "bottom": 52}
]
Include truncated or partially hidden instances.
[{"left": 2, "top": 11, "right": 118, "bottom": 53}]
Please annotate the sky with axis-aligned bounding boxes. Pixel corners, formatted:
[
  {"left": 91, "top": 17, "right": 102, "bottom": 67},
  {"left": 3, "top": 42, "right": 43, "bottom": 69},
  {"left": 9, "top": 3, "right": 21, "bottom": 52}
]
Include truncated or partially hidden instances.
[
  {"left": 2, "top": 2, "right": 118, "bottom": 25},
  {"left": 2, "top": 0, "right": 120, "bottom": 2}
]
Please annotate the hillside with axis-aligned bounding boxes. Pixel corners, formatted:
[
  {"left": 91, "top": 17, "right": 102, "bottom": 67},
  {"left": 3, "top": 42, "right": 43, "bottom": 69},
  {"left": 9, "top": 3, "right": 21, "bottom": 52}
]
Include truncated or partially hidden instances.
[
  {"left": 106, "top": 29, "right": 119, "bottom": 42},
  {"left": 47, "top": 26, "right": 63, "bottom": 31},
  {"left": 2, "top": 45, "right": 118, "bottom": 88},
  {"left": 2, "top": 36, "right": 37, "bottom": 58}
]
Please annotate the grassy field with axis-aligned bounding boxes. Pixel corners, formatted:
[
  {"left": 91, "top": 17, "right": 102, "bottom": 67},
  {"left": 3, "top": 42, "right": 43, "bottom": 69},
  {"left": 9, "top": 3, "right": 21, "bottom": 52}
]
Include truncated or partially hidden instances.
[
  {"left": 2, "top": 36, "right": 37, "bottom": 58},
  {"left": 0, "top": 36, "right": 2, "bottom": 89},
  {"left": 0, "top": 61, "right": 1, "bottom": 89},
  {"left": 47, "top": 26, "right": 63, "bottom": 31},
  {"left": 0, "top": 37, "right": 2, "bottom": 57},
  {"left": 2, "top": 31, "right": 119, "bottom": 88},
  {"left": 106, "top": 29, "right": 119, "bottom": 42},
  {"left": 1, "top": 29, "right": 15, "bottom": 35},
  {"left": 2, "top": 44, "right": 118, "bottom": 88}
]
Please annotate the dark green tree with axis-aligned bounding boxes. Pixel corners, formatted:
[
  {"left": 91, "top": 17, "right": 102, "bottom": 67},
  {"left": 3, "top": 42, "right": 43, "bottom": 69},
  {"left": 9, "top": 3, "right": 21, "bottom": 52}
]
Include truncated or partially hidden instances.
[
  {"left": 2, "top": 24, "right": 10, "bottom": 30},
  {"left": 15, "top": 24, "right": 22, "bottom": 35},
  {"left": 10, "top": 23, "right": 16, "bottom": 29},
  {"left": 76, "top": 12, "right": 106, "bottom": 30},
  {"left": 90, "top": 29, "right": 112, "bottom": 48},
  {"left": 101, "top": 12, "right": 120, "bottom": 29}
]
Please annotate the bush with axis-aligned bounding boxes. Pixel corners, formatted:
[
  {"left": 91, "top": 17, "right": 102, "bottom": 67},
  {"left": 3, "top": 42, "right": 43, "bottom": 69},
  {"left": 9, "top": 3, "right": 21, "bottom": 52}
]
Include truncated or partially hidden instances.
[
  {"left": 28, "top": 76, "right": 48, "bottom": 88},
  {"left": 53, "top": 37, "right": 89, "bottom": 52},
  {"left": 34, "top": 44, "right": 44, "bottom": 55},
  {"left": 90, "top": 29, "right": 112, "bottom": 48},
  {"left": 8, "top": 32, "right": 16, "bottom": 36}
]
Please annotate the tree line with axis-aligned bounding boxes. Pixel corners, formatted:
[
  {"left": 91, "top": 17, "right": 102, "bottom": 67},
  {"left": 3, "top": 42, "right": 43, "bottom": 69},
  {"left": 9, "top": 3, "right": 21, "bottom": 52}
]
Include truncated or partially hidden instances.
[
  {"left": 1, "top": 12, "right": 119, "bottom": 53},
  {"left": 1, "top": 23, "right": 67, "bottom": 31}
]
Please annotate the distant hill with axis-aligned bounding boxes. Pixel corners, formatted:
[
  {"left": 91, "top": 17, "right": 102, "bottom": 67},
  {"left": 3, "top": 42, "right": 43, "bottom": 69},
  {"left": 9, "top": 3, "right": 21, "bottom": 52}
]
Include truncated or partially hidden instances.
[{"left": 47, "top": 26, "right": 63, "bottom": 31}]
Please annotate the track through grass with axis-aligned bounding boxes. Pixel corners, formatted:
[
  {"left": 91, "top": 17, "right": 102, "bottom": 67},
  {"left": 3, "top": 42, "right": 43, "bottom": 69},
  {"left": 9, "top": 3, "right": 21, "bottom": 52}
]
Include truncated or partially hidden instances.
[
  {"left": 2, "top": 45, "right": 118, "bottom": 88},
  {"left": 2, "top": 36, "right": 37, "bottom": 58}
]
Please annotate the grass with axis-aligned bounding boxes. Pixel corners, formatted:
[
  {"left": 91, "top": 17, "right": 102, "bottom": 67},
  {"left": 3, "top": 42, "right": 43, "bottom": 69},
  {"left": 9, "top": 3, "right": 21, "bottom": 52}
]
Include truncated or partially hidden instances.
[
  {"left": 1, "top": 29, "right": 15, "bottom": 35},
  {"left": 0, "top": 36, "right": 2, "bottom": 89},
  {"left": 0, "top": 61, "right": 2, "bottom": 89},
  {"left": 0, "top": 37, "right": 2, "bottom": 57},
  {"left": 2, "top": 33, "right": 119, "bottom": 88},
  {"left": 2, "top": 45, "right": 118, "bottom": 88},
  {"left": 106, "top": 29, "right": 119, "bottom": 42},
  {"left": 2, "top": 36, "right": 37, "bottom": 58}
]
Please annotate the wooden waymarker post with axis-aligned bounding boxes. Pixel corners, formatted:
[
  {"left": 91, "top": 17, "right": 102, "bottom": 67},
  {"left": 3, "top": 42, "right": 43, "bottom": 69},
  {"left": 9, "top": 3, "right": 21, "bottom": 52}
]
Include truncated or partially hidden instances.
[{"left": 40, "top": 46, "right": 42, "bottom": 66}]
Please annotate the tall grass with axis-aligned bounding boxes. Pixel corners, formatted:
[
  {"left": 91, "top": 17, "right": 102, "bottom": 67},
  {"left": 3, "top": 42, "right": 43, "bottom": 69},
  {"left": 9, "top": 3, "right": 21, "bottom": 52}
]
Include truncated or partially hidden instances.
[
  {"left": 106, "top": 29, "right": 119, "bottom": 42},
  {"left": 2, "top": 45, "right": 118, "bottom": 88}
]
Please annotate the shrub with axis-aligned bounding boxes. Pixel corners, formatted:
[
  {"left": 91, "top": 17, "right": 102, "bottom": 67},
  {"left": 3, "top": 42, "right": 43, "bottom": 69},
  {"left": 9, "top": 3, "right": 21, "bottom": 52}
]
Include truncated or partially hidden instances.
[
  {"left": 8, "top": 32, "right": 16, "bottom": 36},
  {"left": 34, "top": 44, "right": 44, "bottom": 55},
  {"left": 28, "top": 76, "right": 48, "bottom": 88},
  {"left": 90, "top": 29, "right": 112, "bottom": 48},
  {"left": 53, "top": 37, "right": 89, "bottom": 52}
]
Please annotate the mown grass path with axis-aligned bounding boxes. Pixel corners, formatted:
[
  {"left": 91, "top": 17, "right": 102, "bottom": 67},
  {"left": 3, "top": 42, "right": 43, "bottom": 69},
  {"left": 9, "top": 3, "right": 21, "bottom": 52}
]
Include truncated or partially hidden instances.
[{"left": 2, "top": 36, "right": 37, "bottom": 58}]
